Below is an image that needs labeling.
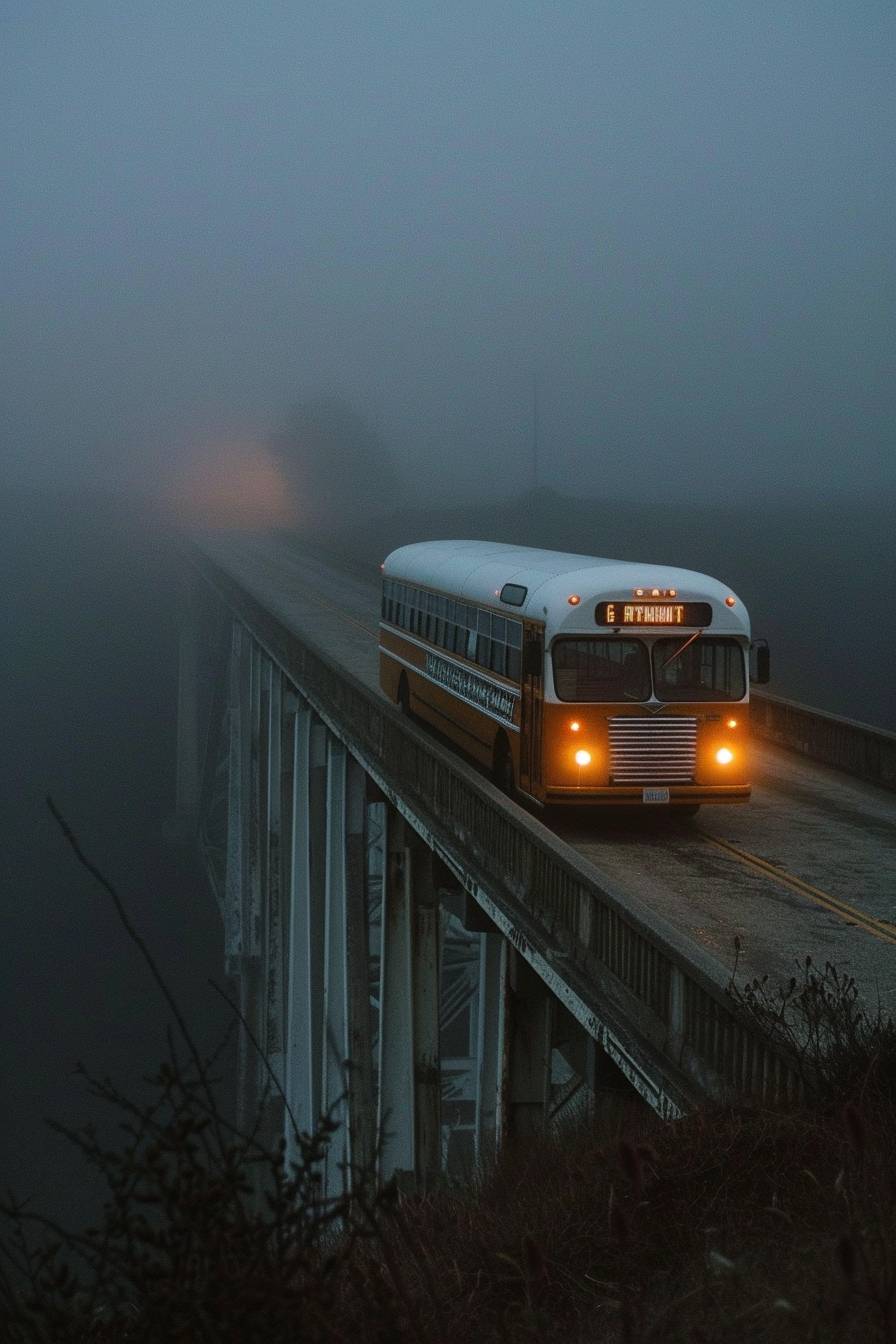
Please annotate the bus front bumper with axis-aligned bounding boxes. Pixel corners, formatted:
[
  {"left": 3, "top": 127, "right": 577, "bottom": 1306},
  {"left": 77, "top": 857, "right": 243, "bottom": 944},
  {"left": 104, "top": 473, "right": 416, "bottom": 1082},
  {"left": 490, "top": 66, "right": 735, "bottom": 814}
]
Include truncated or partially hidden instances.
[{"left": 542, "top": 784, "right": 751, "bottom": 805}]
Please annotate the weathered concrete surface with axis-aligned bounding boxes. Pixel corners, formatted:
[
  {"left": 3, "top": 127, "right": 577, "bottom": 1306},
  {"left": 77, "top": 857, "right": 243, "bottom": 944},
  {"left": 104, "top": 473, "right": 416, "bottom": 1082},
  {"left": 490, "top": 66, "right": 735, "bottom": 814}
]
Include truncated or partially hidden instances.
[{"left": 752, "top": 689, "right": 896, "bottom": 791}]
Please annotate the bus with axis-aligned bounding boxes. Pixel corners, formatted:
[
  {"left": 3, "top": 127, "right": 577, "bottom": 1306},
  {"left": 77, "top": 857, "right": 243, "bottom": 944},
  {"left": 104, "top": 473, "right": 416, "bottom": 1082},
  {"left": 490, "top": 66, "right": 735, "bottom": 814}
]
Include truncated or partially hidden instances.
[{"left": 378, "top": 541, "right": 770, "bottom": 811}]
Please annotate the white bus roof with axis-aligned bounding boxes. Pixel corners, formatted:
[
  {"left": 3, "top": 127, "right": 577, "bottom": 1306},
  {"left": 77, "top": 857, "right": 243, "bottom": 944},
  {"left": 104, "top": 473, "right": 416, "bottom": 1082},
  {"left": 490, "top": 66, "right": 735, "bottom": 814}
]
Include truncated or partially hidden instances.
[{"left": 382, "top": 540, "right": 751, "bottom": 639}]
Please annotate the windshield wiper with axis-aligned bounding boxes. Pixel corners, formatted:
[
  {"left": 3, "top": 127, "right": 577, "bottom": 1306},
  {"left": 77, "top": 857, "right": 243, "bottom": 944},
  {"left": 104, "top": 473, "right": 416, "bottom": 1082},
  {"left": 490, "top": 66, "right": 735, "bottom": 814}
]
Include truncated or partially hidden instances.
[{"left": 659, "top": 630, "right": 700, "bottom": 672}]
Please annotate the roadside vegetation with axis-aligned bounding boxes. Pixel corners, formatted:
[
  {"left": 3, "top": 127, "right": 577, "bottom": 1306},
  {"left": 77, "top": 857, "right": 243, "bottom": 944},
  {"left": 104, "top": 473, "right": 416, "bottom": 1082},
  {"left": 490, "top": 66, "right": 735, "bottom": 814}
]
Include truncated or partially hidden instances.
[{"left": 2, "top": 810, "right": 894, "bottom": 1341}]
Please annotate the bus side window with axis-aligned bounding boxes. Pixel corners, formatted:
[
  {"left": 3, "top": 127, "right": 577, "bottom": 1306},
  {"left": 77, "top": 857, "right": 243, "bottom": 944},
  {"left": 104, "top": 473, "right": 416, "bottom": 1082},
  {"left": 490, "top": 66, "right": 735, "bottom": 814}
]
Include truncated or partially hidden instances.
[
  {"left": 477, "top": 609, "right": 491, "bottom": 668},
  {"left": 507, "top": 621, "right": 522, "bottom": 681},
  {"left": 466, "top": 629, "right": 477, "bottom": 661},
  {"left": 490, "top": 616, "right": 506, "bottom": 674}
]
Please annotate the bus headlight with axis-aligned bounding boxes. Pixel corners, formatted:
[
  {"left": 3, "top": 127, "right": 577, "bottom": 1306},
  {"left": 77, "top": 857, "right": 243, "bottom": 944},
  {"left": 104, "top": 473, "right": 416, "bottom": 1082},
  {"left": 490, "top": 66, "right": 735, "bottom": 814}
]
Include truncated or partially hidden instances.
[
  {"left": 574, "top": 749, "right": 592, "bottom": 767},
  {"left": 715, "top": 747, "right": 734, "bottom": 765}
]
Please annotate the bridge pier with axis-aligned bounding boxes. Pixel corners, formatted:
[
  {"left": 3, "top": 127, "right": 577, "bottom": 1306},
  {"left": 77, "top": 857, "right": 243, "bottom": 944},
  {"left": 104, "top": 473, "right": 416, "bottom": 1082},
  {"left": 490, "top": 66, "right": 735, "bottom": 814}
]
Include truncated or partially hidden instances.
[
  {"left": 376, "top": 811, "right": 442, "bottom": 1187},
  {"left": 344, "top": 757, "right": 374, "bottom": 1177},
  {"left": 504, "top": 948, "right": 554, "bottom": 1139},
  {"left": 475, "top": 931, "right": 506, "bottom": 1162},
  {"left": 409, "top": 832, "right": 442, "bottom": 1188}
]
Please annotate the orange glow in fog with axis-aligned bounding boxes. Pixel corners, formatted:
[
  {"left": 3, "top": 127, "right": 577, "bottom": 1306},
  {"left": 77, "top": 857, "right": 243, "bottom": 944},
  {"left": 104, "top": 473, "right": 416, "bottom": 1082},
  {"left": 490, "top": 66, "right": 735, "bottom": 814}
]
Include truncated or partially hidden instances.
[{"left": 167, "top": 443, "right": 296, "bottom": 530}]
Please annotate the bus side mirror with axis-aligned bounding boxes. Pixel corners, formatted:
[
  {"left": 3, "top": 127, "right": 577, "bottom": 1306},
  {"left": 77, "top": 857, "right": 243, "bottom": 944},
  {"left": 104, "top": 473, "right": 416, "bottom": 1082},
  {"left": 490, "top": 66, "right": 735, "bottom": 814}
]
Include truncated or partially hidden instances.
[{"left": 750, "top": 639, "right": 770, "bottom": 685}]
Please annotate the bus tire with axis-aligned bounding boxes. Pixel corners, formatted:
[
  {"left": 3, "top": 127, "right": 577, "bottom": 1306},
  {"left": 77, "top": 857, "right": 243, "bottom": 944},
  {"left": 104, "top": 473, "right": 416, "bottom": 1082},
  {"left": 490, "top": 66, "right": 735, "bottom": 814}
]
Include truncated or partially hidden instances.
[
  {"left": 493, "top": 736, "right": 515, "bottom": 799},
  {"left": 397, "top": 674, "right": 411, "bottom": 716}
]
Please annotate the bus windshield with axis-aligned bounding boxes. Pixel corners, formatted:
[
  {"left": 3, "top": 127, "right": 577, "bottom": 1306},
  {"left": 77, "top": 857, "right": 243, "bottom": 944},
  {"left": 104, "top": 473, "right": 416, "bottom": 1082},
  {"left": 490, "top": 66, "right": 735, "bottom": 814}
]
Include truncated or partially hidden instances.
[
  {"left": 652, "top": 637, "right": 745, "bottom": 702},
  {"left": 553, "top": 639, "right": 651, "bottom": 702}
]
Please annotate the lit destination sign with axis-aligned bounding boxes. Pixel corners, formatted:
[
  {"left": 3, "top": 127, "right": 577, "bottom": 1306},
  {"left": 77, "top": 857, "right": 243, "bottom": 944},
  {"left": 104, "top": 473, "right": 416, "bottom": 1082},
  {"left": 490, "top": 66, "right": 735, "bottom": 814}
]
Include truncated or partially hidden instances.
[{"left": 596, "top": 601, "right": 712, "bottom": 627}]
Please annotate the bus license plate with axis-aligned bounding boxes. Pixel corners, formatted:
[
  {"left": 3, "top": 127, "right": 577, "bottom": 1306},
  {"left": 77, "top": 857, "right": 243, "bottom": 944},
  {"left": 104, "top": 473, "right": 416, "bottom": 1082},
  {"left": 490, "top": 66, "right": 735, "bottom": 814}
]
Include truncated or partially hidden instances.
[{"left": 642, "top": 787, "right": 670, "bottom": 804}]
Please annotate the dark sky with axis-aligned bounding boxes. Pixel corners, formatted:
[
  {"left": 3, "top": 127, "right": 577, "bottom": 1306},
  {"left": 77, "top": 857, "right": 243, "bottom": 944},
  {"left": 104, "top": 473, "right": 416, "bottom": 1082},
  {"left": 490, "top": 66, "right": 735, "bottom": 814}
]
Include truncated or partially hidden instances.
[{"left": 3, "top": 1, "right": 894, "bottom": 503}]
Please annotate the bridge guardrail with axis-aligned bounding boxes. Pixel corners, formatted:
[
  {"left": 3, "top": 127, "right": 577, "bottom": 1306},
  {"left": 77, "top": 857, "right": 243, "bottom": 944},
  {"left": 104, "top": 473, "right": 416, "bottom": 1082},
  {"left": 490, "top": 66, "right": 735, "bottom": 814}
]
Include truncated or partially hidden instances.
[
  {"left": 751, "top": 691, "right": 896, "bottom": 791},
  {"left": 193, "top": 548, "right": 803, "bottom": 1114}
]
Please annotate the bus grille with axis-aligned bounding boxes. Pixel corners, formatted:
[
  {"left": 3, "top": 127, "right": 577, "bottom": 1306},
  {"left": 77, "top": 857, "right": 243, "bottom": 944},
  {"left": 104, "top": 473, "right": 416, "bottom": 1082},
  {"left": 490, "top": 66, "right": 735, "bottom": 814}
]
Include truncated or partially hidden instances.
[{"left": 609, "top": 716, "right": 697, "bottom": 784}]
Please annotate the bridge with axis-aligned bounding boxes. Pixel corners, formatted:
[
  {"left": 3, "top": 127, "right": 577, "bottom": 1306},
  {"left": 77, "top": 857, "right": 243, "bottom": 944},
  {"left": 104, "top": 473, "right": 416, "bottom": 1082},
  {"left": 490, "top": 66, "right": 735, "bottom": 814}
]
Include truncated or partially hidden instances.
[{"left": 174, "top": 533, "right": 896, "bottom": 1192}]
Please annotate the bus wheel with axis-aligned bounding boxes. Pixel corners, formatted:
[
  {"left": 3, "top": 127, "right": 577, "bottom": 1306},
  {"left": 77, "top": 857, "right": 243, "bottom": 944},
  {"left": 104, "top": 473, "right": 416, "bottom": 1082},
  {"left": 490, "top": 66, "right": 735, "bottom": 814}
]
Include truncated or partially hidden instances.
[
  {"left": 493, "top": 738, "right": 515, "bottom": 799},
  {"left": 397, "top": 674, "right": 411, "bottom": 716}
]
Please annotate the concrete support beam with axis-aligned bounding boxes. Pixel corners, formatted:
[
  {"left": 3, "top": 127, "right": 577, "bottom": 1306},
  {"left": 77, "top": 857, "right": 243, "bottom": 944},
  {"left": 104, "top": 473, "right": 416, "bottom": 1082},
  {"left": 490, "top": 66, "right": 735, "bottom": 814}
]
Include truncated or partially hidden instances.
[
  {"left": 264, "top": 669, "right": 285, "bottom": 1063},
  {"left": 246, "top": 644, "right": 263, "bottom": 958},
  {"left": 475, "top": 932, "right": 507, "bottom": 1163},
  {"left": 235, "top": 956, "right": 263, "bottom": 1136},
  {"left": 345, "top": 754, "right": 374, "bottom": 1179},
  {"left": 258, "top": 668, "right": 286, "bottom": 1147},
  {"left": 376, "top": 811, "right": 443, "bottom": 1187},
  {"left": 284, "top": 705, "right": 324, "bottom": 1149},
  {"left": 409, "top": 834, "right": 441, "bottom": 1189},
  {"left": 231, "top": 644, "right": 264, "bottom": 1135},
  {"left": 323, "top": 737, "right": 349, "bottom": 1197},
  {"left": 377, "top": 809, "right": 415, "bottom": 1183},
  {"left": 505, "top": 947, "right": 553, "bottom": 1138},
  {"left": 307, "top": 718, "right": 328, "bottom": 1121},
  {"left": 587, "top": 1037, "right": 633, "bottom": 1133}
]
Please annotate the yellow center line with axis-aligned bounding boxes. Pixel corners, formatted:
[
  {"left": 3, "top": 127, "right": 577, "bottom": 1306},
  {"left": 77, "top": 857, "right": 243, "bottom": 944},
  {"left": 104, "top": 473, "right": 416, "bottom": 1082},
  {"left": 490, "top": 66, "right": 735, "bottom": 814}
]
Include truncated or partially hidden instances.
[
  {"left": 237, "top": 542, "right": 381, "bottom": 640},
  {"left": 697, "top": 830, "right": 896, "bottom": 947},
  {"left": 289, "top": 586, "right": 380, "bottom": 640}
]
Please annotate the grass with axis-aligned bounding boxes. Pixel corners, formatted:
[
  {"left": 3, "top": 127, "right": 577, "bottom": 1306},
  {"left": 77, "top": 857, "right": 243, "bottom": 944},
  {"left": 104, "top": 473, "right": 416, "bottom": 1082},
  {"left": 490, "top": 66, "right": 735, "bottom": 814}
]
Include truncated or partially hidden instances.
[
  {"left": 332, "top": 1084, "right": 895, "bottom": 1343},
  {"left": 4, "top": 1052, "right": 892, "bottom": 1341},
  {"left": 3, "top": 804, "right": 894, "bottom": 1341}
]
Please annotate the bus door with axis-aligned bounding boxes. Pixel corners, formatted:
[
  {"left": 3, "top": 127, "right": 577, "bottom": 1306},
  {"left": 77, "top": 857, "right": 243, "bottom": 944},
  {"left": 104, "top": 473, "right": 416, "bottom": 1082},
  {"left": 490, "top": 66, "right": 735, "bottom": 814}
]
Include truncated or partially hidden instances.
[{"left": 518, "top": 623, "right": 544, "bottom": 797}]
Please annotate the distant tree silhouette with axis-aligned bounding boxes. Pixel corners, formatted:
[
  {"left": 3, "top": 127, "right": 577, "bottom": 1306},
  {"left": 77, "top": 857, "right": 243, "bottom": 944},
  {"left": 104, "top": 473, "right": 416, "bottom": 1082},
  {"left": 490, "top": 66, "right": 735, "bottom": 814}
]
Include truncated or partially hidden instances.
[{"left": 272, "top": 399, "right": 400, "bottom": 526}]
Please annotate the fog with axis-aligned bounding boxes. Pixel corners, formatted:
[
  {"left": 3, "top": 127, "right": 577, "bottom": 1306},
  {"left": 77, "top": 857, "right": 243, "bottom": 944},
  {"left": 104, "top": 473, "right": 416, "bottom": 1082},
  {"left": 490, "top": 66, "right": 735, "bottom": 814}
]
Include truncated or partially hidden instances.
[
  {"left": 2, "top": 2, "right": 894, "bottom": 1224},
  {"left": 3, "top": 2, "right": 894, "bottom": 503}
]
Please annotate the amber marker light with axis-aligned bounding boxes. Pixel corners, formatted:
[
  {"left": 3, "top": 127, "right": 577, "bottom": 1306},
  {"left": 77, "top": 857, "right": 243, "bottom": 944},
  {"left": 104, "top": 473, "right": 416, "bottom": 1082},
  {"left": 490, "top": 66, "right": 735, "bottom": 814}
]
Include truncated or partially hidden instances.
[
  {"left": 569, "top": 720, "right": 581, "bottom": 732},
  {"left": 727, "top": 718, "right": 738, "bottom": 729},
  {"left": 715, "top": 747, "right": 734, "bottom": 765},
  {"left": 725, "top": 596, "right": 736, "bottom": 608},
  {"left": 575, "top": 749, "right": 592, "bottom": 767},
  {"left": 567, "top": 594, "right": 581, "bottom": 606}
]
